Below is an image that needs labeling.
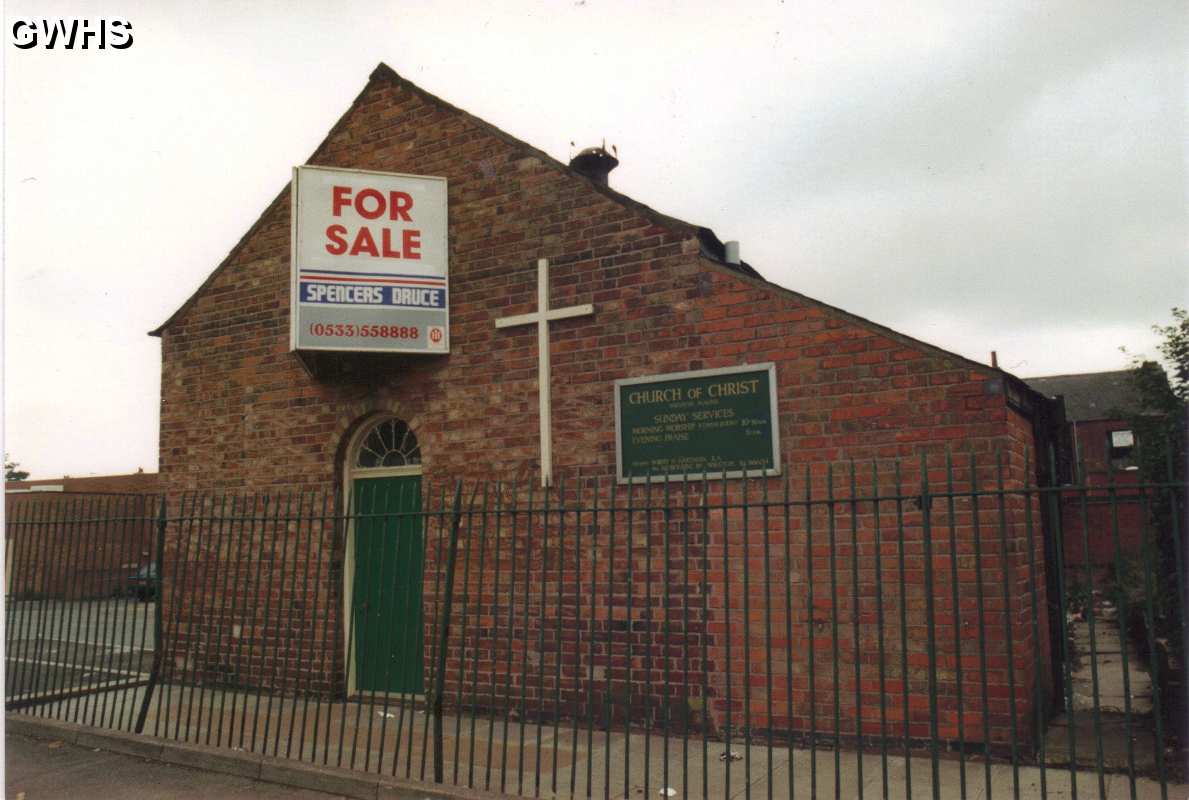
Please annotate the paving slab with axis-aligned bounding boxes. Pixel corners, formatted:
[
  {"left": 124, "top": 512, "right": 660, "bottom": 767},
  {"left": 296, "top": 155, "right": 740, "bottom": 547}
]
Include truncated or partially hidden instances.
[{"left": 1044, "top": 712, "right": 1159, "bottom": 772}]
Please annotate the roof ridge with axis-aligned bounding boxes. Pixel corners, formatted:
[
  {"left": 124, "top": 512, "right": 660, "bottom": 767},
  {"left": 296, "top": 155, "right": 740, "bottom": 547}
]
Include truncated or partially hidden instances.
[{"left": 1026, "top": 369, "right": 1136, "bottom": 381}]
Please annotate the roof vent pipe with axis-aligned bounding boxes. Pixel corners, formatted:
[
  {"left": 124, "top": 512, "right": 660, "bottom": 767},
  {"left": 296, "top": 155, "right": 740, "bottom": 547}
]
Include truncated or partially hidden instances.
[{"left": 724, "top": 241, "right": 741, "bottom": 265}]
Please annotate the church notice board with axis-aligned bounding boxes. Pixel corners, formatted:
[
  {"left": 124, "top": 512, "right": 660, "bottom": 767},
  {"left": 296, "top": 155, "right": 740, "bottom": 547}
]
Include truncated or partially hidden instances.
[
  {"left": 290, "top": 165, "right": 449, "bottom": 354},
  {"left": 615, "top": 363, "right": 780, "bottom": 482}
]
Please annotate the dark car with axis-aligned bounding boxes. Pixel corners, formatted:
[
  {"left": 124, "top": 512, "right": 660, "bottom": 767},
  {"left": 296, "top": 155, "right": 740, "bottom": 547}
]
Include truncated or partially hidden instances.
[{"left": 127, "top": 563, "right": 158, "bottom": 601}]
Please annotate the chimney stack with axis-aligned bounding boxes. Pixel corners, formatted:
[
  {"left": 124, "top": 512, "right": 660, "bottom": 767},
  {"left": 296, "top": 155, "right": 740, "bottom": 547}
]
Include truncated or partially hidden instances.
[{"left": 569, "top": 144, "right": 619, "bottom": 187}]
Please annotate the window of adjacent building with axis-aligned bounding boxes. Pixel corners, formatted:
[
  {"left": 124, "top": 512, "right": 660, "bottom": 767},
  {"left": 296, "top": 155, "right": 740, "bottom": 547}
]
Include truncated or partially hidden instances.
[{"left": 1109, "top": 428, "right": 1137, "bottom": 471}]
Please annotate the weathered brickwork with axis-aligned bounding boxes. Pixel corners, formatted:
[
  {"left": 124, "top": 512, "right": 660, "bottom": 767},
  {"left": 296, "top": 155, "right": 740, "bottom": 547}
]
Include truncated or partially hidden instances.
[{"left": 153, "top": 64, "right": 1053, "bottom": 750}]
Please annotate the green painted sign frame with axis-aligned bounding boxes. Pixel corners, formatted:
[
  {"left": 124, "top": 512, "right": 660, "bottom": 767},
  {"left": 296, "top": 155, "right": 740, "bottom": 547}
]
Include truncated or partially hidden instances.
[{"left": 614, "top": 363, "right": 780, "bottom": 483}]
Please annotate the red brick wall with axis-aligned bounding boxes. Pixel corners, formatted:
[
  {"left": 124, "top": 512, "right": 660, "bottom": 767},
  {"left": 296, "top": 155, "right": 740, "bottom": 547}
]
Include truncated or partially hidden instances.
[
  {"left": 1059, "top": 493, "right": 1145, "bottom": 582},
  {"left": 1057, "top": 419, "right": 1145, "bottom": 581},
  {"left": 155, "top": 65, "right": 1047, "bottom": 749},
  {"left": 5, "top": 491, "right": 158, "bottom": 599},
  {"left": 1006, "top": 407, "right": 1054, "bottom": 737}
]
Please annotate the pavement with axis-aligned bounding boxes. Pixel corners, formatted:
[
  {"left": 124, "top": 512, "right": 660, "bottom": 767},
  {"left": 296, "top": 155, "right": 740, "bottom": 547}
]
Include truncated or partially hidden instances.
[
  {"left": 1043, "top": 609, "right": 1161, "bottom": 773},
  {"left": 5, "top": 732, "right": 346, "bottom": 799},
  {"left": 7, "top": 709, "right": 1187, "bottom": 800},
  {"left": 5, "top": 597, "right": 1185, "bottom": 799}
]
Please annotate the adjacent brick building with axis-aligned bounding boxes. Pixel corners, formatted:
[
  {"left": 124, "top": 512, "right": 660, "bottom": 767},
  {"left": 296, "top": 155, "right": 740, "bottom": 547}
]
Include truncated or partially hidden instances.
[
  {"left": 1027, "top": 370, "right": 1151, "bottom": 582},
  {"left": 150, "top": 64, "right": 1061, "bottom": 751},
  {"left": 5, "top": 471, "right": 160, "bottom": 599}
]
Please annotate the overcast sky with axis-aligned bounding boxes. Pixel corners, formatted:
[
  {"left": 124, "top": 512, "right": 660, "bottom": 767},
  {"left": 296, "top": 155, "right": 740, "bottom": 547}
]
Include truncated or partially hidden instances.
[{"left": 3, "top": 0, "right": 1186, "bottom": 479}]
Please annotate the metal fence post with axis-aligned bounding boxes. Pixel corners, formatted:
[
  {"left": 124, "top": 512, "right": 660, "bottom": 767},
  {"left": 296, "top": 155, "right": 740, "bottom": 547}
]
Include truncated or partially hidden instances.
[
  {"left": 432, "top": 481, "right": 465, "bottom": 783},
  {"left": 134, "top": 494, "right": 168, "bottom": 734}
]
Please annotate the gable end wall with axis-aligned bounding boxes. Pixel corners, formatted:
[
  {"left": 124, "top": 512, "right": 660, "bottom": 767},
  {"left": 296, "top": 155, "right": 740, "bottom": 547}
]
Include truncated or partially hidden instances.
[{"left": 156, "top": 68, "right": 1046, "bottom": 750}]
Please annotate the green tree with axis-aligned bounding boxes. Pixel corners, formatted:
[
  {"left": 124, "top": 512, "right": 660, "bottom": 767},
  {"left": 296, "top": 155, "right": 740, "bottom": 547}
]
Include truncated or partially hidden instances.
[
  {"left": 1154, "top": 307, "right": 1189, "bottom": 400},
  {"left": 1121, "top": 308, "right": 1187, "bottom": 744},
  {"left": 1126, "top": 308, "right": 1187, "bottom": 482},
  {"left": 4, "top": 454, "right": 29, "bottom": 482}
]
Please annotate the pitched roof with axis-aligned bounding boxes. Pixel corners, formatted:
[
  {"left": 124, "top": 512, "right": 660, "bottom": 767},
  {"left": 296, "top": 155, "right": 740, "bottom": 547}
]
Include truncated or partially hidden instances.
[
  {"left": 1025, "top": 370, "right": 1145, "bottom": 421},
  {"left": 150, "top": 63, "right": 759, "bottom": 337},
  {"left": 148, "top": 63, "right": 1025, "bottom": 398}
]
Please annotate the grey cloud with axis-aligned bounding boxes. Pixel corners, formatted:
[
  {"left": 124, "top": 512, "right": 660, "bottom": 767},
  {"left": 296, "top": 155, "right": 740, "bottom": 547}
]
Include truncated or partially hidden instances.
[
  {"left": 700, "top": 1, "right": 1188, "bottom": 344},
  {"left": 769, "top": 1, "right": 1186, "bottom": 194}
]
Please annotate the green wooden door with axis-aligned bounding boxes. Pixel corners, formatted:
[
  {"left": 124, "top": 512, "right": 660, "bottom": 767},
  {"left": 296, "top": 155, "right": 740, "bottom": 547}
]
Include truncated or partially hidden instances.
[{"left": 352, "top": 474, "right": 424, "bottom": 693}]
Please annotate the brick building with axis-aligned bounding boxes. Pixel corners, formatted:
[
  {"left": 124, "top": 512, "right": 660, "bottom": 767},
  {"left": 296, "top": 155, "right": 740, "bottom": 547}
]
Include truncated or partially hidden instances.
[
  {"left": 1027, "top": 369, "right": 1153, "bottom": 582},
  {"left": 150, "top": 64, "right": 1061, "bottom": 750},
  {"left": 5, "top": 471, "right": 160, "bottom": 599}
]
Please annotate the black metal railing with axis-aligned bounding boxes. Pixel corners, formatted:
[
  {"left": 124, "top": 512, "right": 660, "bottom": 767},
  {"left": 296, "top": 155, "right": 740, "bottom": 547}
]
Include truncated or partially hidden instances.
[
  {"left": 5, "top": 492, "right": 162, "bottom": 725},
  {"left": 5, "top": 452, "right": 1186, "bottom": 799}
]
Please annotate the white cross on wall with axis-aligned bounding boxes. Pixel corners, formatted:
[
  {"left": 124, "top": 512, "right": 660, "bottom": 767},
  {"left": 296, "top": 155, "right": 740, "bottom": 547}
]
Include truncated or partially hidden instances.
[{"left": 494, "top": 258, "right": 594, "bottom": 487}]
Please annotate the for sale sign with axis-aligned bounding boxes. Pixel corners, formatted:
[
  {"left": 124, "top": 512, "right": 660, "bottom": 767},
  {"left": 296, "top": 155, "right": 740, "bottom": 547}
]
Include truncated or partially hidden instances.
[{"left": 290, "top": 165, "right": 449, "bottom": 353}]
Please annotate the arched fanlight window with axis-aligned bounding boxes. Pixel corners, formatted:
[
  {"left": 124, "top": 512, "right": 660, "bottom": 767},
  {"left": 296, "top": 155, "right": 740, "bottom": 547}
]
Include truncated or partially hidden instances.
[{"left": 353, "top": 418, "right": 421, "bottom": 469}]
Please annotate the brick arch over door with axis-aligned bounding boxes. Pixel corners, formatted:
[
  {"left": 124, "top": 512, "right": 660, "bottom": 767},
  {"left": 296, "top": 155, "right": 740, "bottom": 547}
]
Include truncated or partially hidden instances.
[{"left": 331, "top": 404, "right": 427, "bottom": 487}]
